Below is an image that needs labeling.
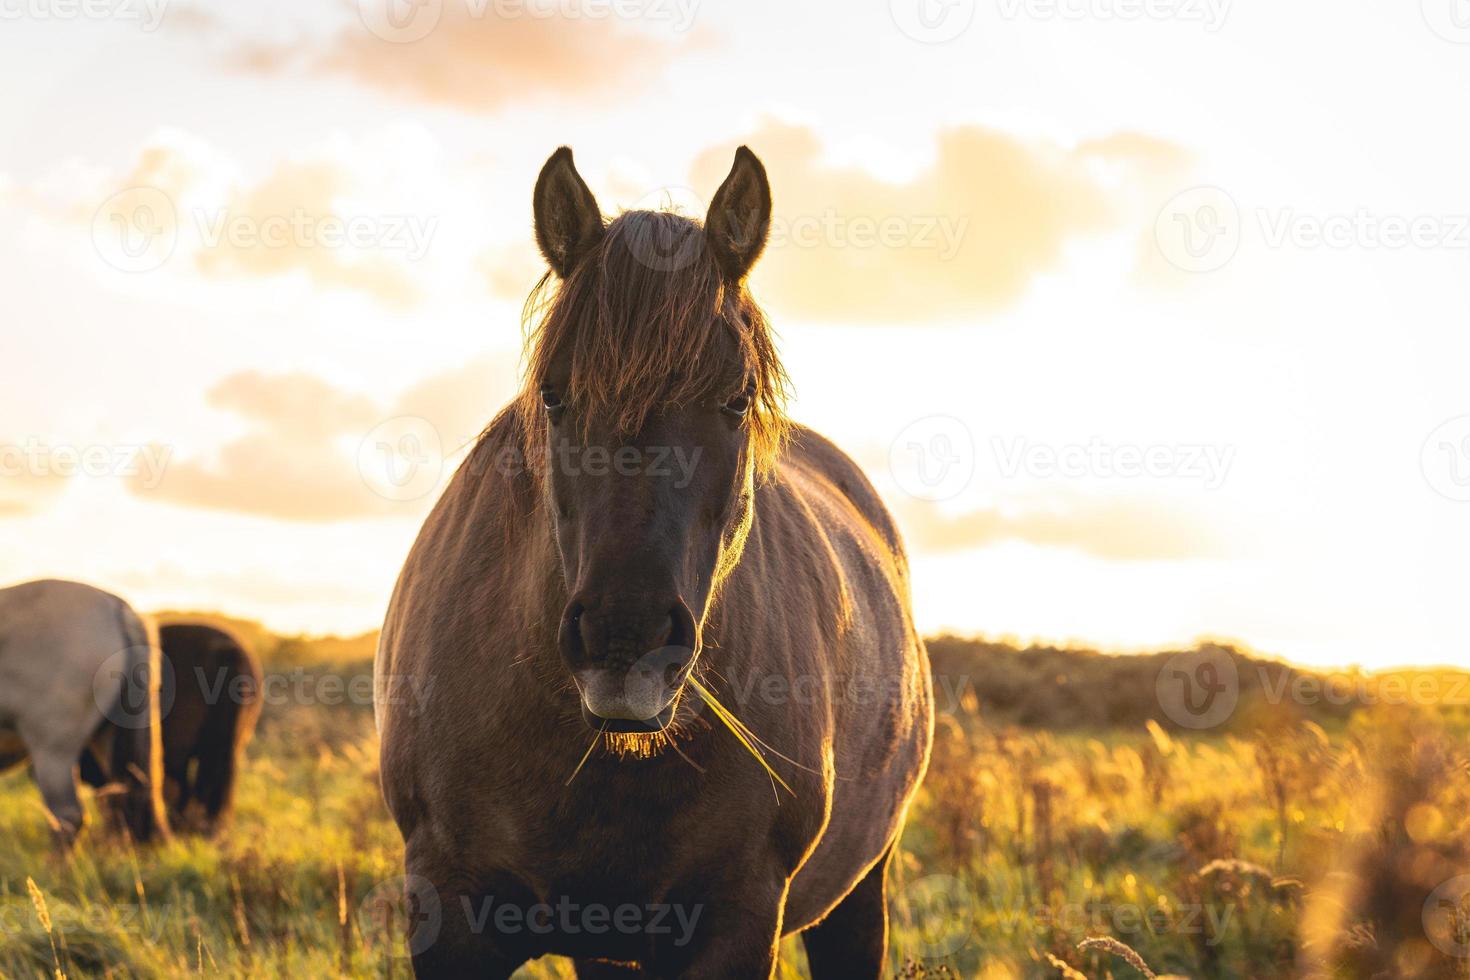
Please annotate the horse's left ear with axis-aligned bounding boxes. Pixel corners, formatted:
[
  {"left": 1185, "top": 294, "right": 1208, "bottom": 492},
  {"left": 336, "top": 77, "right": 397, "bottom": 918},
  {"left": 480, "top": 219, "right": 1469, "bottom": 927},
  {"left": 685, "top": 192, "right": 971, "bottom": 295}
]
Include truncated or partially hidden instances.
[
  {"left": 705, "top": 146, "right": 771, "bottom": 283},
  {"left": 534, "top": 146, "right": 605, "bottom": 278}
]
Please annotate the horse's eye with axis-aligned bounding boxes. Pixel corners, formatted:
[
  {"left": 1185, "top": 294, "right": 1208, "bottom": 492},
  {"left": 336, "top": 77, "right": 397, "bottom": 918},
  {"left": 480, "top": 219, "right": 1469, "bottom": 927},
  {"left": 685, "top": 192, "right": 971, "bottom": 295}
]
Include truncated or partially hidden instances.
[
  {"left": 540, "top": 385, "right": 564, "bottom": 411},
  {"left": 723, "top": 390, "right": 752, "bottom": 418}
]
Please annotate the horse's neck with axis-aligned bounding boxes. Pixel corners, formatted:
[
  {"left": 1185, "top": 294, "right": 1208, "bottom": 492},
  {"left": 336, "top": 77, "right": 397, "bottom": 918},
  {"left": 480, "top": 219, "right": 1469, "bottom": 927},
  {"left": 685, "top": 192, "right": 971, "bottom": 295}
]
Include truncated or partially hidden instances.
[{"left": 506, "top": 497, "right": 571, "bottom": 667}]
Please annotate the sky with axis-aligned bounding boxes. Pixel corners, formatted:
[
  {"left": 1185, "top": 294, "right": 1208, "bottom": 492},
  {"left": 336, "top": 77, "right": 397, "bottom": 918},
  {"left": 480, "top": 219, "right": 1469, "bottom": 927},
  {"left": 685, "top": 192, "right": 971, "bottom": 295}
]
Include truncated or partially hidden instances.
[{"left": 2, "top": 0, "right": 1468, "bottom": 670}]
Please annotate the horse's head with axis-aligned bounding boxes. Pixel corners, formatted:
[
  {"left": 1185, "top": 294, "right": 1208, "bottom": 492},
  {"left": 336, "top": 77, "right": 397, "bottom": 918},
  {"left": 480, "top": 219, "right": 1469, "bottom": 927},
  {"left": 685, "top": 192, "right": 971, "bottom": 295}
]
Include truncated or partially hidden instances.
[{"left": 522, "top": 146, "right": 787, "bottom": 734}]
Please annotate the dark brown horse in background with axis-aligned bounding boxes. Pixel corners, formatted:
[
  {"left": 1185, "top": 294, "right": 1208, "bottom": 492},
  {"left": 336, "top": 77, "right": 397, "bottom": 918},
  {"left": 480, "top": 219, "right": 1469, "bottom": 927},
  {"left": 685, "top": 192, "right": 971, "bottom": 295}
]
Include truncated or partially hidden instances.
[
  {"left": 376, "top": 147, "right": 933, "bottom": 978},
  {"left": 81, "top": 622, "right": 262, "bottom": 832},
  {"left": 156, "top": 623, "right": 262, "bottom": 830}
]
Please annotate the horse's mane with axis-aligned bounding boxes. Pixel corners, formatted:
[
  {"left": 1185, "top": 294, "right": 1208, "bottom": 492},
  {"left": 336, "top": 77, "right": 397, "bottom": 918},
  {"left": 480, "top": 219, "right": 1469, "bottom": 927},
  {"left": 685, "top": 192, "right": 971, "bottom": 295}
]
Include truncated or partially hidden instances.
[{"left": 512, "top": 209, "right": 790, "bottom": 477}]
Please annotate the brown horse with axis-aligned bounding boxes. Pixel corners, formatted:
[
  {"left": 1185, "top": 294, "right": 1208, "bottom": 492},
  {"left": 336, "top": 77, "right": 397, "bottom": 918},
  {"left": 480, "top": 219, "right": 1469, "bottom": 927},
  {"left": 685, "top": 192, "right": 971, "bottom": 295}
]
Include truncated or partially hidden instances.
[
  {"left": 156, "top": 623, "right": 262, "bottom": 830},
  {"left": 375, "top": 147, "right": 933, "bottom": 978},
  {"left": 80, "top": 622, "right": 261, "bottom": 833}
]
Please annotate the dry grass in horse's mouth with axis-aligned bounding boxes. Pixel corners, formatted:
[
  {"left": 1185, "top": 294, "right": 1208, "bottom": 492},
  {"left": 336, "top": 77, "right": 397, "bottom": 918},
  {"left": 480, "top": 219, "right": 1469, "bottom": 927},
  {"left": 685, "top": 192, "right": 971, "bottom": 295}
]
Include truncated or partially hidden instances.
[
  {"left": 688, "top": 677, "right": 794, "bottom": 800},
  {"left": 601, "top": 730, "right": 674, "bottom": 760},
  {"left": 561, "top": 678, "right": 798, "bottom": 797}
]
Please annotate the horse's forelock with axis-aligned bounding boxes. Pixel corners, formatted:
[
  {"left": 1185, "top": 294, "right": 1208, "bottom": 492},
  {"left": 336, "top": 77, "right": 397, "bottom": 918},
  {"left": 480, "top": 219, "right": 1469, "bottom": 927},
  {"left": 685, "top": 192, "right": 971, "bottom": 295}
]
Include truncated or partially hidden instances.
[{"left": 515, "top": 209, "right": 790, "bottom": 476}]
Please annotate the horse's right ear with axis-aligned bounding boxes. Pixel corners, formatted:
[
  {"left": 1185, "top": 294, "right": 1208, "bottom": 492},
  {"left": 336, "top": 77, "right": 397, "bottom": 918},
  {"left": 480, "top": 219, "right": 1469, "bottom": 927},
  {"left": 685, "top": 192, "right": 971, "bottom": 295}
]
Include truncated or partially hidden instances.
[{"left": 533, "top": 147, "right": 605, "bottom": 278}]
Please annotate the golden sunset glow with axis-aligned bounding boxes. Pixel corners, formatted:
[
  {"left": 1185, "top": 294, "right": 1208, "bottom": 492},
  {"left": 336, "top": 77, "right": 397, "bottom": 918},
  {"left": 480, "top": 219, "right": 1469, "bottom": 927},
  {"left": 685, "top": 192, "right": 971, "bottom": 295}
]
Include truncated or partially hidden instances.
[{"left": 3, "top": 1, "right": 1468, "bottom": 672}]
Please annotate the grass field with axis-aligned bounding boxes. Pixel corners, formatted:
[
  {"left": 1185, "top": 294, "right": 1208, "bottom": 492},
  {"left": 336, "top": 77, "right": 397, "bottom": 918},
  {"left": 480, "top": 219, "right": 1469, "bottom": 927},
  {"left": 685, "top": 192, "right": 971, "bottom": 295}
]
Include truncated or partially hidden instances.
[{"left": 1, "top": 624, "right": 1467, "bottom": 979}]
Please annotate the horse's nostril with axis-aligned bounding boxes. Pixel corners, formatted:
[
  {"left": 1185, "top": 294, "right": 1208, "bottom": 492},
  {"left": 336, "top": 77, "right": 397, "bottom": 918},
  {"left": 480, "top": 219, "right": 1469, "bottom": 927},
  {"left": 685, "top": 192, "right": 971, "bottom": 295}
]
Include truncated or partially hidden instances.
[
  {"left": 667, "top": 600, "right": 697, "bottom": 654},
  {"left": 560, "top": 601, "right": 589, "bottom": 664},
  {"left": 560, "top": 594, "right": 695, "bottom": 670}
]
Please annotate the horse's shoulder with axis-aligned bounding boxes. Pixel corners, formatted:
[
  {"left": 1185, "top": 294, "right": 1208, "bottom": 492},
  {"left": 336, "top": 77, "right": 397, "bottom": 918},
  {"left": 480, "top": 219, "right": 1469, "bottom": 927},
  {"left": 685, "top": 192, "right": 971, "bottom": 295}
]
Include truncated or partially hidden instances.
[
  {"left": 403, "top": 408, "right": 535, "bottom": 559},
  {"left": 775, "top": 425, "right": 906, "bottom": 560},
  {"left": 448, "top": 408, "right": 536, "bottom": 510}
]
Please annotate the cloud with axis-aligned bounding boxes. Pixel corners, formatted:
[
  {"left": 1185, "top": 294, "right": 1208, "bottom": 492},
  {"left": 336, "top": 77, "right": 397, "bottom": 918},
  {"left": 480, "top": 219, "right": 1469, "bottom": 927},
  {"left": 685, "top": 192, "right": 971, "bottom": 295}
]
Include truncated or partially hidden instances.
[
  {"left": 125, "top": 371, "right": 382, "bottom": 522},
  {"left": 394, "top": 356, "right": 519, "bottom": 452},
  {"left": 204, "top": 3, "right": 696, "bottom": 114},
  {"left": 0, "top": 467, "right": 68, "bottom": 518},
  {"left": 125, "top": 358, "right": 514, "bottom": 522},
  {"left": 683, "top": 120, "right": 1189, "bottom": 321},
  {"left": 17, "top": 128, "right": 440, "bottom": 308},
  {"left": 900, "top": 496, "right": 1225, "bottom": 562},
  {"left": 189, "top": 155, "right": 429, "bottom": 308},
  {"left": 209, "top": 371, "right": 384, "bottom": 441}
]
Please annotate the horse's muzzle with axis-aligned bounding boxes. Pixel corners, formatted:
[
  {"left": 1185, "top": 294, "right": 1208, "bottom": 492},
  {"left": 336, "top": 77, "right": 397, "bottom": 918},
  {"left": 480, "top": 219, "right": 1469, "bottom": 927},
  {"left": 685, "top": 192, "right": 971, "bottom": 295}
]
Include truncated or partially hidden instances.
[
  {"left": 561, "top": 593, "right": 697, "bottom": 733},
  {"left": 573, "top": 648, "right": 691, "bottom": 733}
]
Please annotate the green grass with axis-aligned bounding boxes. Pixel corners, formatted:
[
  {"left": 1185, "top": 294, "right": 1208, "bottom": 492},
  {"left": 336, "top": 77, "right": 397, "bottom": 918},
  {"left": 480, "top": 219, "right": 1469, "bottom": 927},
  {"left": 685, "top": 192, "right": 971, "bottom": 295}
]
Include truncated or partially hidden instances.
[{"left": 1, "top": 631, "right": 1467, "bottom": 978}]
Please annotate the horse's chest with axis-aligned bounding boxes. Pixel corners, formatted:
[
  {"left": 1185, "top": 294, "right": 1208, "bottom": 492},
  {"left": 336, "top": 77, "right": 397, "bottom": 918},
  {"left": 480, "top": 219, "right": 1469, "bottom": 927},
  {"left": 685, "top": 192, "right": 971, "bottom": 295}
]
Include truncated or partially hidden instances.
[
  {"left": 503, "top": 804, "right": 691, "bottom": 889},
  {"left": 462, "top": 771, "right": 743, "bottom": 899}
]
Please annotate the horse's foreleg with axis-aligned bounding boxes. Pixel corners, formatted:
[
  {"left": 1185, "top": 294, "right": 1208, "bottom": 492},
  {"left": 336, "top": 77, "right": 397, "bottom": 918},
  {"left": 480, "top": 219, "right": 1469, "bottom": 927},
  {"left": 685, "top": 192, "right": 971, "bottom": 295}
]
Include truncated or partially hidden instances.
[
  {"left": 402, "top": 842, "right": 532, "bottom": 980},
  {"left": 799, "top": 844, "right": 893, "bottom": 980},
  {"left": 166, "top": 759, "right": 193, "bottom": 826},
  {"left": 31, "top": 747, "right": 85, "bottom": 848},
  {"left": 409, "top": 925, "right": 521, "bottom": 980},
  {"left": 648, "top": 872, "right": 786, "bottom": 980},
  {"left": 402, "top": 882, "right": 526, "bottom": 980}
]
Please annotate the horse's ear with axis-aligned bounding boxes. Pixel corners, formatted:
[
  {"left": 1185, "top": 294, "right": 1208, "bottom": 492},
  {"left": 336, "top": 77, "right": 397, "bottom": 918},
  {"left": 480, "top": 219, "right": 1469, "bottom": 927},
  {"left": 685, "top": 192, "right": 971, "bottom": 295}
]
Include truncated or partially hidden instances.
[
  {"left": 533, "top": 147, "right": 605, "bottom": 278},
  {"left": 705, "top": 146, "right": 771, "bottom": 283}
]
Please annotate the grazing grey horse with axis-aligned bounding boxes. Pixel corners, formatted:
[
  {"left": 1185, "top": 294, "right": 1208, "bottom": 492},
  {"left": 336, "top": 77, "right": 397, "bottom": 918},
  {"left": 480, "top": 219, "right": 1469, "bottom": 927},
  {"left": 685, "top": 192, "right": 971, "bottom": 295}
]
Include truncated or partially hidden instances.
[{"left": 0, "top": 579, "right": 169, "bottom": 844}]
